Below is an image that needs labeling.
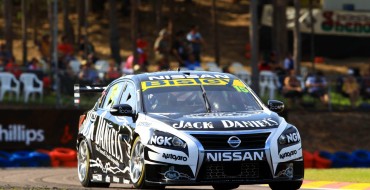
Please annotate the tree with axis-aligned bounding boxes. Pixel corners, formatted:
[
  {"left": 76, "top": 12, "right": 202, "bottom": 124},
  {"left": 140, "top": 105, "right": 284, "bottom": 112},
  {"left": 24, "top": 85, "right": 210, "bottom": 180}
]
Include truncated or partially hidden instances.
[
  {"left": 77, "top": 0, "right": 86, "bottom": 43},
  {"left": 249, "top": 0, "right": 259, "bottom": 95},
  {"left": 109, "top": 0, "right": 121, "bottom": 63},
  {"left": 212, "top": 0, "right": 220, "bottom": 65},
  {"left": 62, "top": 0, "right": 75, "bottom": 44},
  {"left": 293, "top": 0, "right": 302, "bottom": 75},
  {"left": 3, "top": 0, "right": 13, "bottom": 55},
  {"left": 131, "top": 0, "right": 138, "bottom": 71},
  {"left": 22, "top": 0, "right": 28, "bottom": 65},
  {"left": 272, "top": 0, "right": 287, "bottom": 64}
]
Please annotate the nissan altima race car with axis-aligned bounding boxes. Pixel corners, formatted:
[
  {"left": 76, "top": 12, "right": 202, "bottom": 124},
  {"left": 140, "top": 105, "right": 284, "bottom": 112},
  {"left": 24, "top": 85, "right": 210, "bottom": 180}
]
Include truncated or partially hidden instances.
[{"left": 76, "top": 71, "right": 304, "bottom": 190}]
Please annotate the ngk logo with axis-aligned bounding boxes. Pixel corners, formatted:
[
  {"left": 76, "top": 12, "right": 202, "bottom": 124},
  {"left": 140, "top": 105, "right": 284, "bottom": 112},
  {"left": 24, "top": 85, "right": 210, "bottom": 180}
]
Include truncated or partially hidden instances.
[
  {"left": 0, "top": 124, "right": 45, "bottom": 145},
  {"left": 150, "top": 135, "right": 172, "bottom": 146},
  {"left": 286, "top": 132, "right": 300, "bottom": 144}
]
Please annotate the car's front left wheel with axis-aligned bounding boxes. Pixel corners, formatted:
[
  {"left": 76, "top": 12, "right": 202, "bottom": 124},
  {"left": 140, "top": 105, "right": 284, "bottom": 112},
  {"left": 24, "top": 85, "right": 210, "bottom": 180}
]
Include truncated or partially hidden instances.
[
  {"left": 78, "top": 139, "right": 110, "bottom": 188},
  {"left": 130, "top": 136, "right": 165, "bottom": 189}
]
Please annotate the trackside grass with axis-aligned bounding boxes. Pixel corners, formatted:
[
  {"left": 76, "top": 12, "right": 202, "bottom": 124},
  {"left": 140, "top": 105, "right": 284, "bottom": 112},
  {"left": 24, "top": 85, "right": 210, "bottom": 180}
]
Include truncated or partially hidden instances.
[{"left": 305, "top": 168, "right": 370, "bottom": 183}]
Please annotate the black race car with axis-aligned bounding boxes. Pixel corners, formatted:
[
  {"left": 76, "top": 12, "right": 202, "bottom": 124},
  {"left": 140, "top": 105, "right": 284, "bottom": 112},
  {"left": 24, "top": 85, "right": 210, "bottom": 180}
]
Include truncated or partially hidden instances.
[{"left": 76, "top": 71, "right": 303, "bottom": 190}]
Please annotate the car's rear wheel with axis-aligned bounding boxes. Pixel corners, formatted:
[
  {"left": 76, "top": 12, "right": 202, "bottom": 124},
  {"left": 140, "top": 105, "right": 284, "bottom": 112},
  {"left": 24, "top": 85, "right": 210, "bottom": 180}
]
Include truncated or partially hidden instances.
[
  {"left": 269, "top": 181, "right": 302, "bottom": 190},
  {"left": 212, "top": 184, "right": 239, "bottom": 190},
  {"left": 78, "top": 139, "right": 110, "bottom": 188}
]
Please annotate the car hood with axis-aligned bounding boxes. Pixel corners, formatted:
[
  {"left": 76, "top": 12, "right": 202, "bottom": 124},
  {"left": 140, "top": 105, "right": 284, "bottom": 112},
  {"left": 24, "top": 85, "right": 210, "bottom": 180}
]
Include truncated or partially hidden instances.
[{"left": 146, "top": 111, "right": 282, "bottom": 131}]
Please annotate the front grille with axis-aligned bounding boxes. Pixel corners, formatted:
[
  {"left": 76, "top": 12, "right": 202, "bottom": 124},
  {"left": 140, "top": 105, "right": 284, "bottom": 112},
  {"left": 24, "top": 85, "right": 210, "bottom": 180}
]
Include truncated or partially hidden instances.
[
  {"left": 198, "top": 161, "right": 272, "bottom": 182},
  {"left": 191, "top": 133, "right": 270, "bottom": 150},
  {"left": 205, "top": 162, "right": 259, "bottom": 179}
]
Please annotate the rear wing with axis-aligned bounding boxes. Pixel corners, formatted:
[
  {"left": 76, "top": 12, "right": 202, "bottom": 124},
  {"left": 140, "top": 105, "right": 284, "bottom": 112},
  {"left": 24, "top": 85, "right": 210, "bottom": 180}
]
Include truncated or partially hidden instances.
[{"left": 74, "top": 84, "right": 107, "bottom": 107}]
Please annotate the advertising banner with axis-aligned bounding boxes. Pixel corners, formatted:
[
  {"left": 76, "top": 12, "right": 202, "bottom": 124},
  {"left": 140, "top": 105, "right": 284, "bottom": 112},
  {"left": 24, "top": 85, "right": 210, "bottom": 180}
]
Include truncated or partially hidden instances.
[
  {"left": 262, "top": 4, "right": 370, "bottom": 37},
  {"left": 0, "top": 109, "right": 83, "bottom": 150}
]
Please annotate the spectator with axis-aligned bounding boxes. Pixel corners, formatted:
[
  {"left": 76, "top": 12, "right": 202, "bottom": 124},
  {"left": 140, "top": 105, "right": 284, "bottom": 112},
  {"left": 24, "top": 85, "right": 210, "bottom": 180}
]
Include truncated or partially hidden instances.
[
  {"left": 154, "top": 28, "right": 171, "bottom": 70},
  {"left": 172, "top": 30, "right": 190, "bottom": 66},
  {"left": 305, "top": 71, "right": 330, "bottom": 105},
  {"left": 122, "top": 55, "right": 134, "bottom": 75},
  {"left": 5, "top": 56, "right": 22, "bottom": 78},
  {"left": 282, "top": 69, "right": 303, "bottom": 107},
  {"left": 105, "top": 59, "right": 121, "bottom": 83},
  {"left": 184, "top": 54, "right": 200, "bottom": 70},
  {"left": 283, "top": 53, "right": 294, "bottom": 72},
  {"left": 136, "top": 32, "right": 149, "bottom": 67},
  {"left": 58, "top": 35, "right": 74, "bottom": 57},
  {"left": 186, "top": 25, "right": 205, "bottom": 62},
  {"left": 27, "top": 57, "right": 41, "bottom": 71},
  {"left": 38, "top": 34, "right": 51, "bottom": 62},
  {"left": 78, "top": 60, "right": 99, "bottom": 84},
  {"left": 361, "top": 66, "right": 370, "bottom": 99},
  {"left": 342, "top": 69, "right": 360, "bottom": 109},
  {"left": 0, "top": 43, "right": 12, "bottom": 62},
  {"left": 78, "top": 36, "right": 95, "bottom": 58},
  {"left": 0, "top": 56, "right": 6, "bottom": 71}
]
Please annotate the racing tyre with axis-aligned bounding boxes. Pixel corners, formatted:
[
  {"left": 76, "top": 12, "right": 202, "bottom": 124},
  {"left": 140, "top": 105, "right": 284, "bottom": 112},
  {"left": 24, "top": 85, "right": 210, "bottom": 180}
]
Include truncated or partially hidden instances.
[
  {"left": 269, "top": 181, "right": 303, "bottom": 190},
  {"left": 130, "top": 137, "right": 165, "bottom": 189},
  {"left": 78, "top": 139, "right": 110, "bottom": 188},
  {"left": 212, "top": 184, "right": 240, "bottom": 190}
]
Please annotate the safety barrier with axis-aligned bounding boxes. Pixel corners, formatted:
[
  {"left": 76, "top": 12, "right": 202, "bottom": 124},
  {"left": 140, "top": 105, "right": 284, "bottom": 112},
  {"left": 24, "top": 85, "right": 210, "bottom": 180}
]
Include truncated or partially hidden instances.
[
  {"left": 0, "top": 148, "right": 77, "bottom": 167},
  {"left": 304, "top": 150, "right": 370, "bottom": 169}
]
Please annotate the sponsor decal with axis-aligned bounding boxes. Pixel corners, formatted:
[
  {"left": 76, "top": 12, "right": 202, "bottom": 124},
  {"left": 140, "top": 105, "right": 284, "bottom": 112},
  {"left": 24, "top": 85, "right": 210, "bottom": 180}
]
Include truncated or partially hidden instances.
[
  {"left": 279, "top": 150, "right": 298, "bottom": 159},
  {"left": 172, "top": 121, "right": 214, "bottom": 129},
  {"left": 161, "top": 166, "right": 192, "bottom": 180},
  {"left": 94, "top": 118, "right": 124, "bottom": 163},
  {"left": 105, "top": 176, "right": 110, "bottom": 183},
  {"left": 0, "top": 124, "right": 44, "bottom": 145},
  {"left": 221, "top": 118, "right": 278, "bottom": 128},
  {"left": 92, "top": 174, "right": 102, "bottom": 181},
  {"left": 206, "top": 151, "right": 264, "bottom": 162},
  {"left": 277, "top": 163, "right": 294, "bottom": 178},
  {"left": 151, "top": 135, "right": 172, "bottom": 146},
  {"left": 90, "top": 158, "right": 129, "bottom": 174},
  {"left": 163, "top": 166, "right": 180, "bottom": 180},
  {"left": 286, "top": 132, "right": 300, "bottom": 144},
  {"left": 162, "top": 153, "right": 188, "bottom": 161},
  {"left": 148, "top": 74, "right": 230, "bottom": 80},
  {"left": 113, "top": 176, "right": 120, "bottom": 183}
]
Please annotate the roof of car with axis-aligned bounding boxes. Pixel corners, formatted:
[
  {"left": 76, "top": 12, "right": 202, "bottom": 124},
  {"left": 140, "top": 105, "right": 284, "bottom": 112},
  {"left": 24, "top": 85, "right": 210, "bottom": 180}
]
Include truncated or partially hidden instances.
[{"left": 127, "top": 71, "right": 237, "bottom": 82}]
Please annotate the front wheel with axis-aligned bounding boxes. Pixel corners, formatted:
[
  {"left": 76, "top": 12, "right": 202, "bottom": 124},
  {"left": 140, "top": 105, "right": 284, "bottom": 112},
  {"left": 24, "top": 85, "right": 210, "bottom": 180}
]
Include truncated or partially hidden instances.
[
  {"left": 269, "top": 181, "right": 303, "bottom": 190},
  {"left": 77, "top": 139, "right": 110, "bottom": 188}
]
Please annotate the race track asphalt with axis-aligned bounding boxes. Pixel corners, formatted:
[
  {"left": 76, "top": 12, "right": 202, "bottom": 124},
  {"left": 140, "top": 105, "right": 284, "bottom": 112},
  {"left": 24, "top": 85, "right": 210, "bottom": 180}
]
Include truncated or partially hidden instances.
[{"left": 0, "top": 168, "right": 343, "bottom": 190}]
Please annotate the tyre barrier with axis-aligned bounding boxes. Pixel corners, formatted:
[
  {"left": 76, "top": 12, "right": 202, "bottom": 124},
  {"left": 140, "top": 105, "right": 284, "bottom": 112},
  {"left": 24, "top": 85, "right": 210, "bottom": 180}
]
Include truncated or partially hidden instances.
[
  {"left": 313, "top": 151, "right": 332, "bottom": 168},
  {"left": 303, "top": 150, "right": 314, "bottom": 168},
  {"left": 352, "top": 150, "right": 370, "bottom": 167},
  {"left": 10, "top": 151, "right": 39, "bottom": 167},
  {"left": 0, "top": 151, "right": 13, "bottom": 167},
  {"left": 332, "top": 151, "right": 354, "bottom": 168},
  {"left": 49, "top": 147, "right": 77, "bottom": 167},
  {"left": 0, "top": 148, "right": 77, "bottom": 168}
]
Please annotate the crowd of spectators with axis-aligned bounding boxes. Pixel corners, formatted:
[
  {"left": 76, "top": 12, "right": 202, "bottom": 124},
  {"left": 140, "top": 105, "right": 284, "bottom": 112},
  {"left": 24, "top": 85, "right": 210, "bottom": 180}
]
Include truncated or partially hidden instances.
[{"left": 256, "top": 51, "right": 370, "bottom": 109}]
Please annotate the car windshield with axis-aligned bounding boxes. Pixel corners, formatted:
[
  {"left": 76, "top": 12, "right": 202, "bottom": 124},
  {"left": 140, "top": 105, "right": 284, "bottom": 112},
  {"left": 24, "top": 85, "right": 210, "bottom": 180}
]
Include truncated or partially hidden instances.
[{"left": 141, "top": 78, "right": 262, "bottom": 114}]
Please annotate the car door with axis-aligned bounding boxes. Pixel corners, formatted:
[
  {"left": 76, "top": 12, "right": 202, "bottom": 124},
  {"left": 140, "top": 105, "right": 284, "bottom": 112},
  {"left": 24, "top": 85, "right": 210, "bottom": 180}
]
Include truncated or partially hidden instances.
[
  {"left": 116, "top": 80, "right": 138, "bottom": 169},
  {"left": 91, "top": 81, "right": 129, "bottom": 178}
]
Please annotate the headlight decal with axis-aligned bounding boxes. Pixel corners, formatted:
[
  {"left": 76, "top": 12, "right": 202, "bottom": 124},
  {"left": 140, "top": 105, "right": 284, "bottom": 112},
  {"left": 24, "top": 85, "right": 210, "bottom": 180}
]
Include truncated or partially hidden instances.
[{"left": 149, "top": 131, "right": 189, "bottom": 156}]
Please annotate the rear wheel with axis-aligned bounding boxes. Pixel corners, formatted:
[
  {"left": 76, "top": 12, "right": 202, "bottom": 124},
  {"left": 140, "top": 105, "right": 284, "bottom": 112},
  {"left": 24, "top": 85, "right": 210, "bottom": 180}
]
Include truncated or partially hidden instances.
[
  {"left": 269, "top": 181, "right": 302, "bottom": 190},
  {"left": 77, "top": 139, "right": 110, "bottom": 188},
  {"left": 212, "top": 184, "right": 240, "bottom": 190}
]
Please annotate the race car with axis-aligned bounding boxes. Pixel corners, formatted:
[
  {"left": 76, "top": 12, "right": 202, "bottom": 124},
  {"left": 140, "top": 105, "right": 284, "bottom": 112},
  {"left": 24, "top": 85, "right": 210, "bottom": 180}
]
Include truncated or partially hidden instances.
[{"left": 76, "top": 71, "right": 304, "bottom": 190}]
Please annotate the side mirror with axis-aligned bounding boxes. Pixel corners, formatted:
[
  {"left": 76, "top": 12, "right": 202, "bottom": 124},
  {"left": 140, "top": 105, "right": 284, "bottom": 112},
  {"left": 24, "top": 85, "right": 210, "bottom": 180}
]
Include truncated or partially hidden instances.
[
  {"left": 110, "top": 104, "right": 134, "bottom": 116},
  {"left": 267, "top": 100, "right": 284, "bottom": 113}
]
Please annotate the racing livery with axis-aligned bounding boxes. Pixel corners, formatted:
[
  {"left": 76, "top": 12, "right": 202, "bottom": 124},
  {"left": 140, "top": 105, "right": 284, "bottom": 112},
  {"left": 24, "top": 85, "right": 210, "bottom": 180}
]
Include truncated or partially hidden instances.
[{"left": 76, "top": 71, "right": 304, "bottom": 190}]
